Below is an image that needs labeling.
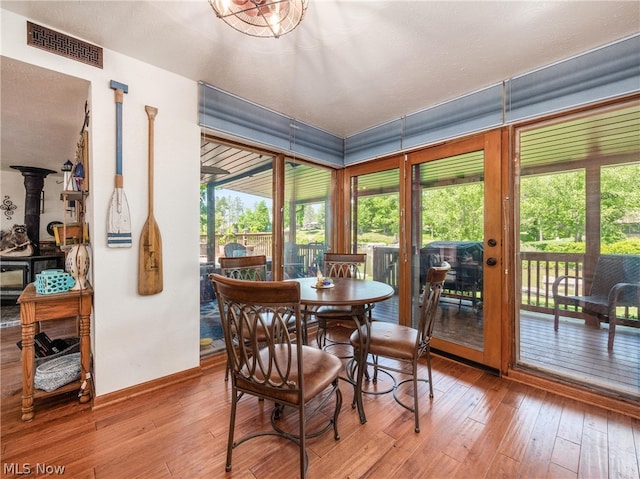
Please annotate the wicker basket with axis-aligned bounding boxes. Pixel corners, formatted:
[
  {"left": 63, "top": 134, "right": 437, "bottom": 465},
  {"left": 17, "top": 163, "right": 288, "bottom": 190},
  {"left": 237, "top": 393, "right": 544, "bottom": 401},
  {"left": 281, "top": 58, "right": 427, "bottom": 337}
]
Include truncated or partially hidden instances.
[
  {"left": 35, "top": 269, "right": 75, "bottom": 295},
  {"left": 34, "top": 352, "right": 81, "bottom": 392}
]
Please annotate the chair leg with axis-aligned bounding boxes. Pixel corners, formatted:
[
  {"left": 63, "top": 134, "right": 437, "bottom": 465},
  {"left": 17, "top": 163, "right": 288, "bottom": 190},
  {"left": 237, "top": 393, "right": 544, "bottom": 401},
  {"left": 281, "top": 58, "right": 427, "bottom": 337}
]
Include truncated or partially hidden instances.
[
  {"left": 226, "top": 389, "right": 238, "bottom": 472},
  {"left": 413, "top": 359, "right": 420, "bottom": 433},
  {"left": 426, "top": 347, "right": 434, "bottom": 398},
  {"left": 608, "top": 316, "right": 616, "bottom": 350},
  {"left": 553, "top": 305, "right": 560, "bottom": 331},
  {"left": 333, "top": 379, "right": 342, "bottom": 440},
  {"left": 355, "top": 348, "right": 367, "bottom": 424},
  {"left": 372, "top": 354, "right": 379, "bottom": 383},
  {"left": 299, "top": 403, "right": 306, "bottom": 479}
]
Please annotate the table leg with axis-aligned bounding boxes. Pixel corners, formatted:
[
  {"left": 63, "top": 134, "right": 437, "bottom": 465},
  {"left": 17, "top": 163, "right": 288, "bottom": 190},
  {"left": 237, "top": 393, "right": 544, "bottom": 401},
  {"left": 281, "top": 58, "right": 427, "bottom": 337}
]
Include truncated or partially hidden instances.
[
  {"left": 351, "top": 306, "right": 370, "bottom": 425},
  {"left": 20, "top": 304, "right": 36, "bottom": 421},
  {"left": 300, "top": 305, "right": 311, "bottom": 345},
  {"left": 78, "top": 295, "right": 92, "bottom": 403}
]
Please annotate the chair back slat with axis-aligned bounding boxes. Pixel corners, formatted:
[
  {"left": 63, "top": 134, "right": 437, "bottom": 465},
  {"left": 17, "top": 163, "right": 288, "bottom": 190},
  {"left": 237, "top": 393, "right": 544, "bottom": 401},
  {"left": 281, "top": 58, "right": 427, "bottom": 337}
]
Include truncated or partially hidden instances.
[
  {"left": 219, "top": 255, "right": 268, "bottom": 281},
  {"left": 324, "top": 253, "right": 366, "bottom": 278}
]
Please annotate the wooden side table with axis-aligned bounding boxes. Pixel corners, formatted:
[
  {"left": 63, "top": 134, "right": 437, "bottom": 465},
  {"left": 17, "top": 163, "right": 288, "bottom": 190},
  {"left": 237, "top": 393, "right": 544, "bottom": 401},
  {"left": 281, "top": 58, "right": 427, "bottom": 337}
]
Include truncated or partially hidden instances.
[{"left": 17, "top": 283, "right": 93, "bottom": 421}]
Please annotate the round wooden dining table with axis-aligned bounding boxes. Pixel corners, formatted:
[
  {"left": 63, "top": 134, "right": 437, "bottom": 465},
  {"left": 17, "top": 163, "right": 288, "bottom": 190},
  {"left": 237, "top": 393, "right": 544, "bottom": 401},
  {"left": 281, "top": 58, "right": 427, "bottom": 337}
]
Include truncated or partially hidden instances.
[{"left": 290, "top": 276, "right": 395, "bottom": 424}]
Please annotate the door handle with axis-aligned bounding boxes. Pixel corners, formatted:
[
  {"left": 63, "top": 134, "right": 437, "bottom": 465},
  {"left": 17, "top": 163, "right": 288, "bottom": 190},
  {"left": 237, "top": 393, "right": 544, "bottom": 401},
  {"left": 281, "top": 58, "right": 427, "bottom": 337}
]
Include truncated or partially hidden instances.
[{"left": 486, "top": 257, "right": 498, "bottom": 266}]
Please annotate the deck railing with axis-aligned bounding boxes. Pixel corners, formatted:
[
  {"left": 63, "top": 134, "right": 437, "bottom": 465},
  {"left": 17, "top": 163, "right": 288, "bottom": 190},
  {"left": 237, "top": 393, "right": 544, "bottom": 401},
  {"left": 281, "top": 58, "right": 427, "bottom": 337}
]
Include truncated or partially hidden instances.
[
  {"left": 200, "top": 233, "right": 273, "bottom": 259},
  {"left": 519, "top": 252, "right": 585, "bottom": 317},
  {"left": 370, "top": 247, "right": 637, "bottom": 319},
  {"left": 201, "top": 238, "right": 635, "bottom": 319}
]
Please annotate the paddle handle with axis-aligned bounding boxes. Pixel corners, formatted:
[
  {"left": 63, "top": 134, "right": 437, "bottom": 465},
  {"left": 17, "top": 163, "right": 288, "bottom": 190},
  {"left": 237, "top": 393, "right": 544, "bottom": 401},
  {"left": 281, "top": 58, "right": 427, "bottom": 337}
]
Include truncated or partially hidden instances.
[
  {"left": 110, "top": 81, "right": 128, "bottom": 179},
  {"left": 145, "top": 106, "right": 158, "bottom": 215}
]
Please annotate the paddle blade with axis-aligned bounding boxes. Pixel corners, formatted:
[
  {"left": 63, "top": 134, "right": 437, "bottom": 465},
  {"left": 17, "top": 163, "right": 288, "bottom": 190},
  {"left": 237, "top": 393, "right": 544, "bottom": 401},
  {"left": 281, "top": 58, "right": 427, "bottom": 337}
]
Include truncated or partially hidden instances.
[
  {"left": 138, "top": 217, "right": 163, "bottom": 295},
  {"left": 107, "top": 188, "right": 132, "bottom": 248}
]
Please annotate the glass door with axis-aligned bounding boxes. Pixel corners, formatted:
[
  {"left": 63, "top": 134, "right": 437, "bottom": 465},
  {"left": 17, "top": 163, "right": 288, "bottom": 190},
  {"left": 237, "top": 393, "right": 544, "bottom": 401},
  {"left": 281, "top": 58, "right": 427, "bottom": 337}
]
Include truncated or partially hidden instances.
[
  {"left": 408, "top": 132, "right": 503, "bottom": 368},
  {"left": 515, "top": 101, "right": 639, "bottom": 398},
  {"left": 348, "top": 162, "right": 401, "bottom": 325}
]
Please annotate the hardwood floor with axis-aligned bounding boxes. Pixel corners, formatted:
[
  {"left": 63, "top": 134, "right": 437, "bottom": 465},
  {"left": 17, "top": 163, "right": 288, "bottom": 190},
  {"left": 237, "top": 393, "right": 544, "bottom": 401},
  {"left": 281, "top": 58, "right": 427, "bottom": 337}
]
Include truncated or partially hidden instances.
[{"left": 2, "top": 322, "right": 640, "bottom": 478}]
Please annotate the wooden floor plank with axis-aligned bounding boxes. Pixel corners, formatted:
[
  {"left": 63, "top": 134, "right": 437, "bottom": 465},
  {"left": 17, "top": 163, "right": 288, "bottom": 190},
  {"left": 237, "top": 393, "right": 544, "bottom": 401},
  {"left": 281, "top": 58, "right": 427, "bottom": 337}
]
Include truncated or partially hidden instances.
[
  {"left": 484, "top": 452, "right": 521, "bottom": 479},
  {"left": 454, "top": 402, "right": 516, "bottom": 479},
  {"left": 578, "top": 425, "right": 608, "bottom": 479},
  {"left": 517, "top": 393, "right": 564, "bottom": 478},
  {"left": 497, "top": 386, "right": 547, "bottom": 462},
  {"left": 551, "top": 436, "right": 581, "bottom": 473},
  {"left": 606, "top": 411, "right": 640, "bottom": 479}
]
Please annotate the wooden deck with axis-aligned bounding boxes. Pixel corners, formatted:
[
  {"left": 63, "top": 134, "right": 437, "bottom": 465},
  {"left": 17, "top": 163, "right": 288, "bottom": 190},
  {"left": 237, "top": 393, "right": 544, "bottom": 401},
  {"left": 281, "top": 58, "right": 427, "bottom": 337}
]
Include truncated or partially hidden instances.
[
  {"left": 368, "top": 295, "right": 639, "bottom": 399},
  {"left": 519, "top": 312, "right": 639, "bottom": 399}
]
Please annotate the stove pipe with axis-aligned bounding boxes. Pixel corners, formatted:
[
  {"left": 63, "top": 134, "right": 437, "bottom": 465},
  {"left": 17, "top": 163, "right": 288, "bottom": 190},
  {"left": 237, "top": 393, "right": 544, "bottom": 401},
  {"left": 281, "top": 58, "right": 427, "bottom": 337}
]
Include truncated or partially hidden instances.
[{"left": 10, "top": 166, "right": 57, "bottom": 256}]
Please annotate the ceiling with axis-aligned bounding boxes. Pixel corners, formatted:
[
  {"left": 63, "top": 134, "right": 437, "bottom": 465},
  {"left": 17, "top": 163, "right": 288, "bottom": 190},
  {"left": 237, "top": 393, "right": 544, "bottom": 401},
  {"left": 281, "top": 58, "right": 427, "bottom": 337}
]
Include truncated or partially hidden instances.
[{"left": 1, "top": 1, "right": 639, "bottom": 179}]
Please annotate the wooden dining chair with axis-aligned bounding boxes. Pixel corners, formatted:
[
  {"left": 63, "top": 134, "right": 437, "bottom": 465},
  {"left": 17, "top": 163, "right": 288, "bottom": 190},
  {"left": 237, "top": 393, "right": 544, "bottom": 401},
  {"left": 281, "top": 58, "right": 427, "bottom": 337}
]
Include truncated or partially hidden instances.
[
  {"left": 219, "top": 254, "right": 268, "bottom": 281},
  {"left": 216, "top": 255, "right": 268, "bottom": 381},
  {"left": 315, "top": 253, "right": 367, "bottom": 354},
  {"left": 211, "top": 274, "right": 342, "bottom": 479},
  {"left": 349, "top": 263, "right": 450, "bottom": 432}
]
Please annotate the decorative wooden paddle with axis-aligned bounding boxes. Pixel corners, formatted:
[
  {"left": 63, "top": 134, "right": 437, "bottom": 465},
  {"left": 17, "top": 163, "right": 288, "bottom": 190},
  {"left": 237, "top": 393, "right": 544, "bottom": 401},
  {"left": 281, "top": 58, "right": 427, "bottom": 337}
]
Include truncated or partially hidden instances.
[
  {"left": 107, "top": 81, "right": 132, "bottom": 247},
  {"left": 138, "top": 105, "right": 163, "bottom": 295}
]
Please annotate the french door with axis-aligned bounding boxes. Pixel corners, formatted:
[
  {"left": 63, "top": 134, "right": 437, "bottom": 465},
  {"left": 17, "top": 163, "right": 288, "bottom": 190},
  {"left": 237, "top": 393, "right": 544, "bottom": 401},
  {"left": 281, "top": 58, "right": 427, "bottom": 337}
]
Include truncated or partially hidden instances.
[
  {"left": 346, "top": 132, "right": 503, "bottom": 369},
  {"left": 407, "top": 131, "right": 503, "bottom": 369}
]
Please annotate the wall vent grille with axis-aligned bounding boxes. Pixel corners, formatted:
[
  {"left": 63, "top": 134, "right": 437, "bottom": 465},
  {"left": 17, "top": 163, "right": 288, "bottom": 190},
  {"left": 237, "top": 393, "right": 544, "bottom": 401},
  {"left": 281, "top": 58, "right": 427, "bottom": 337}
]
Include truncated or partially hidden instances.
[{"left": 27, "top": 21, "right": 103, "bottom": 69}]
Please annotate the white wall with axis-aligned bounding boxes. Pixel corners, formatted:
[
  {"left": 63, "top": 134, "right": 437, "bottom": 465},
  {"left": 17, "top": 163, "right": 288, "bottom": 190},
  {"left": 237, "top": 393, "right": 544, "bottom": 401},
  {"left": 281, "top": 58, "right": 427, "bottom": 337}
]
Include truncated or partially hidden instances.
[{"left": 1, "top": 9, "right": 201, "bottom": 396}]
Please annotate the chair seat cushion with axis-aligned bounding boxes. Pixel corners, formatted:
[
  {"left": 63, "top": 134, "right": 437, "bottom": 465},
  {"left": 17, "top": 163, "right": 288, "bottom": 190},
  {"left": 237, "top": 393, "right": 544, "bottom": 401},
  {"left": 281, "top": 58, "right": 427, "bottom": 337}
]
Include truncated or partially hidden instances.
[
  {"left": 350, "top": 322, "right": 417, "bottom": 360},
  {"left": 316, "top": 305, "right": 357, "bottom": 316},
  {"left": 236, "top": 344, "right": 342, "bottom": 404}
]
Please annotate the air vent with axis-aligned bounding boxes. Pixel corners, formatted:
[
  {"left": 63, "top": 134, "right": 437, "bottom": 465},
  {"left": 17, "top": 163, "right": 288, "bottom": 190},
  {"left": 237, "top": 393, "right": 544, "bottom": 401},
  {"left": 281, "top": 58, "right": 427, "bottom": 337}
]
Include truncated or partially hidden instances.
[{"left": 27, "top": 21, "right": 103, "bottom": 69}]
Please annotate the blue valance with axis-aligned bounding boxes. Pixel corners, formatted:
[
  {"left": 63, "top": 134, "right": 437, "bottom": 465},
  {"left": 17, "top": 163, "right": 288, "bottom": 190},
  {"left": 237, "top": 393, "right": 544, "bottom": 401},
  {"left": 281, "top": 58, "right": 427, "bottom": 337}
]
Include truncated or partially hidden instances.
[
  {"left": 199, "top": 34, "right": 639, "bottom": 166},
  {"left": 198, "top": 82, "right": 343, "bottom": 166}
]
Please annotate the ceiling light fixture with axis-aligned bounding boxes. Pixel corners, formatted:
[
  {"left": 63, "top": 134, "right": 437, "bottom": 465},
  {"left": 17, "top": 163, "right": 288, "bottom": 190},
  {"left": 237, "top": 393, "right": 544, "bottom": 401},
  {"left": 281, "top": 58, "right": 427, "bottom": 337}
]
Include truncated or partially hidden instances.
[{"left": 209, "top": 0, "right": 309, "bottom": 38}]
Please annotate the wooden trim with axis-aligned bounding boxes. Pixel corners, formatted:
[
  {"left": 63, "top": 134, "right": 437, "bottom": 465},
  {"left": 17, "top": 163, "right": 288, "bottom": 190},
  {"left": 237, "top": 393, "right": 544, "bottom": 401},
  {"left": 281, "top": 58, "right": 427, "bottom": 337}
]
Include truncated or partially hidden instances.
[
  {"left": 200, "top": 350, "right": 227, "bottom": 370},
  {"left": 483, "top": 129, "right": 503, "bottom": 369},
  {"left": 506, "top": 368, "right": 640, "bottom": 420},
  {"left": 501, "top": 126, "right": 515, "bottom": 376},
  {"left": 336, "top": 168, "right": 349, "bottom": 252},
  {"left": 92, "top": 367, "right": 202, "bottom": 410},
  {"left": 272, "top": 154, "right": 285, "bottom": 280},
  {"left": 399, "top": 153, "right": 411, "bottom": 327},
  {"left": 407, "top": 134, "right": 485, "bottom": 165}
]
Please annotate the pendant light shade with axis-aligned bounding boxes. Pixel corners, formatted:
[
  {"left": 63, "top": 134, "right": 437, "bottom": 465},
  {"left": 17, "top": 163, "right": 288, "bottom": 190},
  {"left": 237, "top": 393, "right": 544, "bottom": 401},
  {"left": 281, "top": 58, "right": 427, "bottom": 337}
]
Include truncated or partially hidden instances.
[{"left": 209, "top": 0, "right": 309, "bottom": 38}]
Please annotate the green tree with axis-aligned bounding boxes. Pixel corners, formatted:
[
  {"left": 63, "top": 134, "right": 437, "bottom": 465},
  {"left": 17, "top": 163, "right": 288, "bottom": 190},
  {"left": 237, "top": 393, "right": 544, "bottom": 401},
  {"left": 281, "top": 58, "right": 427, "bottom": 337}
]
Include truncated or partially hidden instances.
[
  {"left": 214, "top": 194, "right": 244, "bottom": 234},
  {"left": 520, "top": 172, "right": 585, "bottom": 242},
  {"left": 357, "top": 195, "right": 399, "bottom": 236},
  {"left": 422, "top": 184, "right": 483, "bottom": 241},
  {"left": 601, "top": 163, "right": 640, "bottom": 243},
  {"left": 238, "top": 200, "right": 271, "bottom": 232},
  {"left": 200, "top": 184, "right": 207, "bottom": 234}
]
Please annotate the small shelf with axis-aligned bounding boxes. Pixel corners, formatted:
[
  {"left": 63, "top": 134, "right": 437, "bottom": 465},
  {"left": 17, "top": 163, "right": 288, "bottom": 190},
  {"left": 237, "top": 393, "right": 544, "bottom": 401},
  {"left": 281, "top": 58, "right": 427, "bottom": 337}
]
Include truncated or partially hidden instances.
[
  {"left": 60, "top": 191, "right": 88, "bottom": 202},
  {"left": 34, "top": 379, "right": 81, "bottom": 399}
]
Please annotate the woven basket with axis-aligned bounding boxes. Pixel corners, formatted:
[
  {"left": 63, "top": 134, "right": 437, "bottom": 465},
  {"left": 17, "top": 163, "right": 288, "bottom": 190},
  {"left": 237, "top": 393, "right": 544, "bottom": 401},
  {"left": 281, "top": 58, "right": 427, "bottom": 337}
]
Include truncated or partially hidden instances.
[
  {"left": 35, "top": 269, "right": 75, "bottom": 295},
  {"left": 34, "top": 352, "right": 81, "bottom": 392}
]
